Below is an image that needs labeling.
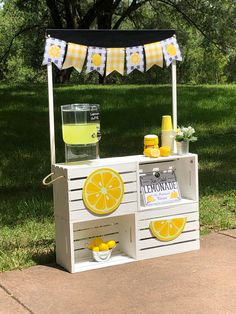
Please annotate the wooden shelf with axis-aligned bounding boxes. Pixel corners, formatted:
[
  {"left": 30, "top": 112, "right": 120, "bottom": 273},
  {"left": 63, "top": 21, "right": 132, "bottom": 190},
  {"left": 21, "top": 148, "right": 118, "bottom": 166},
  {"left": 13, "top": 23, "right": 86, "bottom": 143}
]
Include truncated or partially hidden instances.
[
  {"left": 73, "top": 251, "right": 135, "bottom": 273},
  {"left": 139, "top": 198, "right": 197, "bottom": 212}
]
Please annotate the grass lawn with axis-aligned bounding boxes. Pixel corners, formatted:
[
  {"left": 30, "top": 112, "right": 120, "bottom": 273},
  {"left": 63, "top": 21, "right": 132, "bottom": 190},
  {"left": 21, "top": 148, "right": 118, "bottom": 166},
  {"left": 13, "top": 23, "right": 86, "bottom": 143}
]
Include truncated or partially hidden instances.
[{"left": 0, "top": 83, "right": 236, "bottom": 272}]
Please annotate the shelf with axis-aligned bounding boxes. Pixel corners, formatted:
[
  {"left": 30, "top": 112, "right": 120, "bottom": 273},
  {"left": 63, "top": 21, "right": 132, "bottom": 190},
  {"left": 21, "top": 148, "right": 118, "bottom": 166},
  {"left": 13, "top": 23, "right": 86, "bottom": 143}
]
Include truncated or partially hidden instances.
[
  {"left": 73, "top": 251, "right": 135, "bottom": 273},
  {"left": 139, "top": 198, "right": 197, "bottom": 212},
  {"left": 54, "top": 153, "right": 197, "bottom": 169}
]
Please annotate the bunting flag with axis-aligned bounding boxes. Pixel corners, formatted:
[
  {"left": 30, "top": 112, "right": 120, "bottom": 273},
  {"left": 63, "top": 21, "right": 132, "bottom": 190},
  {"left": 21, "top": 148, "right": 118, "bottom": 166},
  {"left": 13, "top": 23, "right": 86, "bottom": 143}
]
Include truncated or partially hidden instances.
[
  {"left": 42, "top": 36, "right": 183, "bottom": 73},
  {"left": 86, "top": 47, "right": 106, "bottom": 75},
  {"left": 62, "top": 43, "right": 87, "bottom": 72},
  {"left": 106, "top": 48, "right": 125, "bottom": 76},
  {"left": 144, "top": 42, "right": 163, "bottom": 70},
  {"left": 126, "top": 46, "right": 144, "bottom": 74},
  {"left": 42, "top": 37, "right": 66, "bottom": 69},
  {"left": 161, "top": 37, "right": 182, "bottom": 67}
]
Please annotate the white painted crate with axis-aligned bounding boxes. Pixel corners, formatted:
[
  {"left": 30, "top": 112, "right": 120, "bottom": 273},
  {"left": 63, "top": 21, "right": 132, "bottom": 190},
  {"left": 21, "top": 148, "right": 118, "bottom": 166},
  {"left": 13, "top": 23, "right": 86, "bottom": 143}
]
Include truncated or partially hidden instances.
[
  {"left": 136, "top": 204, "right": 200, "bottom": 260},
  {"left": 52, "top": 154, "right": 200, "bottom": 273},
  {"left": 52, "top": 160, "right": 138, "bottom": 222}
]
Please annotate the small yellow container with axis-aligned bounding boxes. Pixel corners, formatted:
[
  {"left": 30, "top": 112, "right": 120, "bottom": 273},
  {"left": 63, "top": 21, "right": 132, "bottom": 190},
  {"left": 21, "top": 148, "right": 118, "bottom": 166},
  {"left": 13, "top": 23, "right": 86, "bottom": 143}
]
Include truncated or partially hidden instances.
[
  {"left": 143, "top": 135, "right": 160, "bottom": 158},
  {"left": 161, "top": 115, "right": 173, "bottom": 131},
  {"left": 144, "top": 134, "right": 159, "bottom": 148}
]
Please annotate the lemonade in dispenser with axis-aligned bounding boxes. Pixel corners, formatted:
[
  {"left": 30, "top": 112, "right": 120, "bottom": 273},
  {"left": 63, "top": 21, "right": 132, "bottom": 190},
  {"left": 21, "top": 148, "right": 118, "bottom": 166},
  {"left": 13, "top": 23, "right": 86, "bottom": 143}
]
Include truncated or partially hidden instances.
[{"left": 61, "top": 104, "right": 101, "bottom": 162}]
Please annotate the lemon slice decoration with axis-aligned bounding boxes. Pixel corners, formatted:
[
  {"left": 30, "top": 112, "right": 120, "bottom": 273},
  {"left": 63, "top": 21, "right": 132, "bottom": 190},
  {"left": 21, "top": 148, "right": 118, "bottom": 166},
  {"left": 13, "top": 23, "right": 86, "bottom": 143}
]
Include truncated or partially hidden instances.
[
  {"left": 170, "top": 191, "right": 178, "bottom": 199},
  {"left": 130, "top": 52, "right": 140, "bottom": 65},
  {"left": 48, "top": 44, "right": 61, "bottom": 58},
  {"left": 83, "top": 168, "right": 124, "bottom": 215},
  {"left": 92, "top": 53, "right": 102, "bottom": 67},
  {"left": 150, "top": 217, "right": 186, "bottom": 242},
  {"left": 166, "top": 43, "right": 177, "bottom": 57}
]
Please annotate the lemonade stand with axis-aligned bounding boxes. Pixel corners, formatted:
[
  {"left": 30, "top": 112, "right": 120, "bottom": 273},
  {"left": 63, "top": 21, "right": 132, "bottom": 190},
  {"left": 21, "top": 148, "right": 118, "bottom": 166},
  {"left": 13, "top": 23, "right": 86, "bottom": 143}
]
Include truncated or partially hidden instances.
[{"left": 43, "top": 29, "right": 199, "bottom": 273}]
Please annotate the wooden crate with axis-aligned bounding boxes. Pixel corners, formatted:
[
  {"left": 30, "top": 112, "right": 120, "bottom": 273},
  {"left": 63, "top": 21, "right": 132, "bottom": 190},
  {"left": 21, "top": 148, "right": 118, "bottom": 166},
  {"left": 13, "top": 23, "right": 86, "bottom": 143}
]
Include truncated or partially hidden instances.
[
  {"left": 52, "top": 154, "right": 200, "bottom": 273},
  {"left": 136, "top": 204, "right": 200, "bottom": 260}
]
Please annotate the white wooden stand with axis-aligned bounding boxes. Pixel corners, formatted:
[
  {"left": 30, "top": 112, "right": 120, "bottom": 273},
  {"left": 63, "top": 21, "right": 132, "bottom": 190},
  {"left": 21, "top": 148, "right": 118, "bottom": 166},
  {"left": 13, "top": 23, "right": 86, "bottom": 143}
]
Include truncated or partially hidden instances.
[
  {"left": 52, "top": 154, "right": 199, "bottom": 273},
  {"left": 45, "top": 37, "right": 199, "bottom": 273}
]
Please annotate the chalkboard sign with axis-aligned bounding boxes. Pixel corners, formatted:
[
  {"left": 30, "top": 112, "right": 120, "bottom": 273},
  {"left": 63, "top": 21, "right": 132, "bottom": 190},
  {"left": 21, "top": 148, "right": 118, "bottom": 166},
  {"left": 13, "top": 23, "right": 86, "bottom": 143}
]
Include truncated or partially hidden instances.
[{"left": 140, "top": 170, "right": 181, "bottom": 207}]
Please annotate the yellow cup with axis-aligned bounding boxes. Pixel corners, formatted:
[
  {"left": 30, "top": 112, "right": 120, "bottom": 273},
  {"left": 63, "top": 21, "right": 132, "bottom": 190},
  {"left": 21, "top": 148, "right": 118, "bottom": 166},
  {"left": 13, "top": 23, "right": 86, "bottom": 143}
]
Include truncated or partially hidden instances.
[{"left": 161, "top": 115, "right": 173, "bottom": 131}]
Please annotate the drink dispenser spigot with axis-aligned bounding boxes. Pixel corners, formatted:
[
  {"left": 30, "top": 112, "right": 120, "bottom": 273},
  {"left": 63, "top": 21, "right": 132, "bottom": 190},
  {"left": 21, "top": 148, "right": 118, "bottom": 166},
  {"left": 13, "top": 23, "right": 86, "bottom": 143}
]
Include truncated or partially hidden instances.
[{"left": 61, "top": 104, "right": 101, "bottom": 162}]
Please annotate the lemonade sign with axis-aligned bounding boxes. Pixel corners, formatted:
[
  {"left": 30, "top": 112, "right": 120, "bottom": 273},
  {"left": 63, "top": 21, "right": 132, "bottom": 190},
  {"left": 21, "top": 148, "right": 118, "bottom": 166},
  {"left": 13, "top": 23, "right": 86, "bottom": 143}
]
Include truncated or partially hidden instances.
[{"left": 140, "top": 170, "right": 181, "bottom": 206}]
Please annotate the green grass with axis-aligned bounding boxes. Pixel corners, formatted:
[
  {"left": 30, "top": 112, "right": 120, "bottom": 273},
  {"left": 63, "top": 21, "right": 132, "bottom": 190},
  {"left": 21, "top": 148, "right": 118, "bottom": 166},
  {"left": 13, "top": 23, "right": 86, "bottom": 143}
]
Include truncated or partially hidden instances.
[{"left": 0, "top": 83, "right": 236, "bottom": 271}]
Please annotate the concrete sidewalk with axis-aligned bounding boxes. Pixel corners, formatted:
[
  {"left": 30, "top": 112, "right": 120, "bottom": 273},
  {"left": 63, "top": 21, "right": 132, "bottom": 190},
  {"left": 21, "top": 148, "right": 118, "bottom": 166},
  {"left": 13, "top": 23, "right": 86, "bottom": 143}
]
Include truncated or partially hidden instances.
[{"left": 0, "top": 231, "right": 236, "bottom": 314}]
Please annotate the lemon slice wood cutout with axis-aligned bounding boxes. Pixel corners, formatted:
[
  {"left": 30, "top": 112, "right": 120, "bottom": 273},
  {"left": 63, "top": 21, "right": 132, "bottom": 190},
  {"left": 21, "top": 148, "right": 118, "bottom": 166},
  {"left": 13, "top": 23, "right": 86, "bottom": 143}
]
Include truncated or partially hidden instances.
[
  {"left": 82, "top": 168, "right": 124, "bottom": 215},
  {"left": 150, "top": 217, "right": 187, "bottom": 242}
]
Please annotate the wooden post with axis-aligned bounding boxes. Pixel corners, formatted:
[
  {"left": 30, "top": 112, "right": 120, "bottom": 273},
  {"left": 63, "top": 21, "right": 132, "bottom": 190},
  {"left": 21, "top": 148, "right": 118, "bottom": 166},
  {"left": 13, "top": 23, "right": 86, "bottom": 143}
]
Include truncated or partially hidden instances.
[
  {"left": 171, "top": 60, "right": 177, "bottom": 131},
  {"left": 47, "top": 63, "right": 56, "bottom": 165}
]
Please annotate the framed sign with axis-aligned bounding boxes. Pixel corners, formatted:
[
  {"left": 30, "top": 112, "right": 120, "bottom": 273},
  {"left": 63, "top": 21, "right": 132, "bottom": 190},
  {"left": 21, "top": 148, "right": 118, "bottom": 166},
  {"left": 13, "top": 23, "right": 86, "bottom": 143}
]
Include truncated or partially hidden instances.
[{"left": 140, "top": 170, "right": 181, "bottom": 207}]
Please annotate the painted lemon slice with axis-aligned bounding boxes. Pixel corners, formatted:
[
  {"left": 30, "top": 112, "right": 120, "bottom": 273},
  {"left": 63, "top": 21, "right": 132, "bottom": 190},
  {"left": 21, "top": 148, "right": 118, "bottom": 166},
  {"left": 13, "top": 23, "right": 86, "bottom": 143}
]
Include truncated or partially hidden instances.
[
  {"left": 150, "top": 217, "right": 186, "bottom": 242},
  {"left": 83, "top": 168, "right": 124, "bottom": 215}
]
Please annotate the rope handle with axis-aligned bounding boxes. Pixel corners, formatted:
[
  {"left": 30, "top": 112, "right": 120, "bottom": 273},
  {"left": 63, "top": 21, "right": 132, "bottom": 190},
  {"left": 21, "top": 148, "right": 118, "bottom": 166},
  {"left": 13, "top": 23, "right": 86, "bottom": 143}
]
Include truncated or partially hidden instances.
[{"left": 42, "top": 172, "right": 64, "bottom": 186}]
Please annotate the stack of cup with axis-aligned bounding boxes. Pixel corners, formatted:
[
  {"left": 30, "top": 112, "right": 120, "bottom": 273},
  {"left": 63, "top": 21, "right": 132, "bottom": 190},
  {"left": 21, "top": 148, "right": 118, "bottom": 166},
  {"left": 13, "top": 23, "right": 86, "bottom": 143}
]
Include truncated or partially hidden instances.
[{"left": 161, "top": 115, "right": 174, "bottom": 154}]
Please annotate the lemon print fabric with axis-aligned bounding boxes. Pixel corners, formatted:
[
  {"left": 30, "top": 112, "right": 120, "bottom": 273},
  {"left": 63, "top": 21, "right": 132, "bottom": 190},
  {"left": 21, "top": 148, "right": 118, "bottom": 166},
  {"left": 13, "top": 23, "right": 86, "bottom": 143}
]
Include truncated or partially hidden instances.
[
  {"left": 161, "top": 36, "right": 182, "bottom": 67},
  {"left": 92, "top": 53, "right": 102, "bottom": 67},
  {"left": 126, "top": 46, "right": 144, "bottom": 74},
  {"left": 83, "top": 168, "right": 124, "bottom": 215},
  {"left": 42, "top": 37, "right": 66, "bottom": 69},
  {"left": 150, "top": 217, "right": 186, "bottom": 242},
  {"left": 86, "top": 46, "right": 106, "bottom": 75}
]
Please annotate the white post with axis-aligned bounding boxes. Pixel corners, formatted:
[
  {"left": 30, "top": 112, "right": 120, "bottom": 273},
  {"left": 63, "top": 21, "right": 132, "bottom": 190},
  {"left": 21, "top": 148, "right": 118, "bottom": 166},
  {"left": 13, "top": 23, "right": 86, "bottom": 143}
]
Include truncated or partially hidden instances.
[
  {"left": 171, "top": 60, "right": 177, "bottom": 131},
  {"left": 47, "top": 63, "right": 56, "bottom": 165}
]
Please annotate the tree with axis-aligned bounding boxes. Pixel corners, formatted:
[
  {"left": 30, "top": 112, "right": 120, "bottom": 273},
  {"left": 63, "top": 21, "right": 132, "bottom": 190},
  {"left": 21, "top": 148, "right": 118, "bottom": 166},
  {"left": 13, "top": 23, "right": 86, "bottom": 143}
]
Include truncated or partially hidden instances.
[{"left": 0, "top": 0, "right": 235, "bottom": 83}]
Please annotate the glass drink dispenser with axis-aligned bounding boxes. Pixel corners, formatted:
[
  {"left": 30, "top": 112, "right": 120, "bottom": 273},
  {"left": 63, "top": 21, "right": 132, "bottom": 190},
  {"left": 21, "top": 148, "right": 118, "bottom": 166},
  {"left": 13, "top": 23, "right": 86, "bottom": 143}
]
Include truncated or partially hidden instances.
[{"left": 61, "top": 104, "right": 101, "bottom": 162}]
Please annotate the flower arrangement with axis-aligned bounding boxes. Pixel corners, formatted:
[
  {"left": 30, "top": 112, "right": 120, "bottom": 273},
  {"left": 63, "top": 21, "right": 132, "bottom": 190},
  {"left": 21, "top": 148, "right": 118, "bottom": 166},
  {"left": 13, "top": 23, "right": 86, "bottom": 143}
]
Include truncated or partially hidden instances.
[{"left": 175, "top": 126, "right": 197, "bottom": 142}]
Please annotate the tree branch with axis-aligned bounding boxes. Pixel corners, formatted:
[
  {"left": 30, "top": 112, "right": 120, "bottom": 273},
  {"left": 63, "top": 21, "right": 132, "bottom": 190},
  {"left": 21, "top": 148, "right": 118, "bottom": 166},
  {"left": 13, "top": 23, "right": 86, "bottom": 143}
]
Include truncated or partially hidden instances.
[
  {"left": 113, "top": 0, "right": 149, "bottom": 29},
  {"left": 0, "top": 25, "right": 45, "bottom": 64},
  {"left": 63, "top": 0, "right": 74, "bottom": 28},
  {"left": 45, "top": 0, "right": 63, "bottom": 28},
  {"left": 149, "top": 0, "right": 227, "bottom": 51}
]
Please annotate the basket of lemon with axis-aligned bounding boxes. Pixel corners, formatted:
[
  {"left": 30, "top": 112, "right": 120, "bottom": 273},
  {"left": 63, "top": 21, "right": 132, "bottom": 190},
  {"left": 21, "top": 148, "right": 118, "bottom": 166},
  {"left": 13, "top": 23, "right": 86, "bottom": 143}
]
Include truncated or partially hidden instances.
[{"left": 88, "top": 237, "right": 116, "bottom": 262}]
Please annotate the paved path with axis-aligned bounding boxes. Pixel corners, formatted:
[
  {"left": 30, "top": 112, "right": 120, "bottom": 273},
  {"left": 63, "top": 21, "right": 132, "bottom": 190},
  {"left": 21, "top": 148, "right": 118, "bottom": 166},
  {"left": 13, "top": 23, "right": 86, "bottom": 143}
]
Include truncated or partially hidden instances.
[{"left": 0, "top": 231, "right": 236, "bottom": 314}]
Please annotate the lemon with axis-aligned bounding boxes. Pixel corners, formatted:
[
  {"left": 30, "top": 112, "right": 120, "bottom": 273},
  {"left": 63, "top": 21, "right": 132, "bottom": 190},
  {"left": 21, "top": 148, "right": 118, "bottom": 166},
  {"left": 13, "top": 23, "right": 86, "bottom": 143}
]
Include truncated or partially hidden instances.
[
  {"left": 107, "top": 240, "right": 116, "bottom": 249},
  {"left": 150, "top": 218, "right": 186, "bottom": 242},
  {"left": 99, "top": 243, "right": 109, "bottom": 251},
  {"left": 160, "top": 146, "right": 171, "bottom": 157},
  {"left": 88, "top": 243, "right": 94, "bottom": 250},
  {"left": 144, "top": 147, "right": 160, "bottom": 158},
  {"left": 93, "top": 237, "right": 103, "bottom": 247},
  {"left": 92, "top": 246, "right": 99, "bottom": 252},
  {"left": 82, "top": 168, "right": 124, "bottom": 215}
]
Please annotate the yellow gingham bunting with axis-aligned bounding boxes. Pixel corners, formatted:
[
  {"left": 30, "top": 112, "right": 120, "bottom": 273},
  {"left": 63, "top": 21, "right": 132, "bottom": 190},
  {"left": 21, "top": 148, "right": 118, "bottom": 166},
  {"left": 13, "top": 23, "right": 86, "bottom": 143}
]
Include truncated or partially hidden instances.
[
  {"left": 144, "top": 42, "right": 163, "bottom": 70},
  {"left": 62, "top": 43, "right": 87, "bottom": 72},
  {"left": 106, "top": 48, "right": 125, "bottom": 76}
]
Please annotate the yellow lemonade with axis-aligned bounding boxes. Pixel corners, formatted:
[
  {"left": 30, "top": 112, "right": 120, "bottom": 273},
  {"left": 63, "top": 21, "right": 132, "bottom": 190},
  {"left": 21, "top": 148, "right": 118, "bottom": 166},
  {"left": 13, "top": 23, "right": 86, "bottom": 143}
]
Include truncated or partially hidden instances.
[{"left": 62, "top": 123, "right": 99, "bottom": 145}]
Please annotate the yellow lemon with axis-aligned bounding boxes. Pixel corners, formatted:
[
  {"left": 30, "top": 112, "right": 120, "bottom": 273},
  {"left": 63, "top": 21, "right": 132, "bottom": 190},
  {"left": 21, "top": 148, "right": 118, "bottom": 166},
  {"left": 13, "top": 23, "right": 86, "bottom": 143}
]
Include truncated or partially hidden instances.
[
  {"left": 150, "top": 217, "right": 186, "bottom": 242},
  {"left": 48, "top": 45, "right": 61, "bottom": 58},
  {"left": 93, "top": 237, "right": 103, "bottom": 247},
  {"left": 92, "top": 246, "right": 99, "bottom": 252},
  {"left": 88, "top": 243, "right": 94, "bottom": 250},
  {"left": 92, "top": 53, "right": 102, "bottom": 66},
  {"left": 144, "top": 147, "right": 160, "bottom": 158},
  {"left": 166, "top": 43, "right": 177, "bottom": 57},
  {"left": 83, "top": 168, "right": 124, "bottom": 215},
  {"left": 160, "top": 146, "right": 171, "bottom": 157},
  {"left": 107, "top": 240, "right": 116, "bottom": 249},
  {"left": 99, "top": 243, "right": 109, "bottom": 251}
]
